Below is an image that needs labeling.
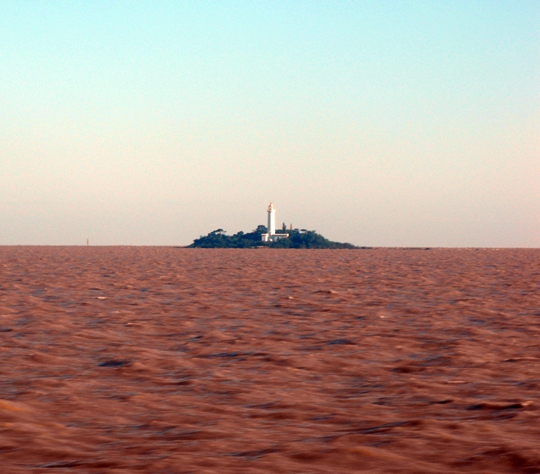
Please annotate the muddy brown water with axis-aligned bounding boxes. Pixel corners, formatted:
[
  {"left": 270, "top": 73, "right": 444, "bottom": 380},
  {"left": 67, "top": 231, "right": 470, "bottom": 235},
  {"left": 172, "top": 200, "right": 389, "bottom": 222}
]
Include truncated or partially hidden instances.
[{"left": 0, "top": 246, "right": 539, "bottom": 473}]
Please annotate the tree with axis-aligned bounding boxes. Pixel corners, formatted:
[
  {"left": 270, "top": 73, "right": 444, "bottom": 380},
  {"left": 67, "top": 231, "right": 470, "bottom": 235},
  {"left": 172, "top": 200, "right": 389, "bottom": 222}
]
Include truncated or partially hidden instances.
[{"left": 187, "top": 225, "right": 357, "bottom": 249}]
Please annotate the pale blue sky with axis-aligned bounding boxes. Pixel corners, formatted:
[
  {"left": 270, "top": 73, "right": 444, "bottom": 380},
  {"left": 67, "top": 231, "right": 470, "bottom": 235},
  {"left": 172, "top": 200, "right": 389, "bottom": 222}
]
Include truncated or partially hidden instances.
[{"left": 1, "top": 1, "right": 538, "bottom": 246}]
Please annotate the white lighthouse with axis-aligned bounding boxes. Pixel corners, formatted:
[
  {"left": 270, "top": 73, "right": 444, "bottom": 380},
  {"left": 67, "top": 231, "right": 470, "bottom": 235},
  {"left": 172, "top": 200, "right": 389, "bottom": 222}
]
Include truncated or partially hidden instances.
[
  {"left": 261, "top": 202, "right": 289, "bottom": 242},
  {"left": 267, "top": 202, "right": 276, "bottom": 235}
]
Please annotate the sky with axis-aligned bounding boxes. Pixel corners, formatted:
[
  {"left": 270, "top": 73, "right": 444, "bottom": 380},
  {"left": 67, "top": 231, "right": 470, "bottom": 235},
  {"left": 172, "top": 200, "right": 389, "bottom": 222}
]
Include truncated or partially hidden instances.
[{"left": 1, "top": 1, "right": 538, "bottom": 247}]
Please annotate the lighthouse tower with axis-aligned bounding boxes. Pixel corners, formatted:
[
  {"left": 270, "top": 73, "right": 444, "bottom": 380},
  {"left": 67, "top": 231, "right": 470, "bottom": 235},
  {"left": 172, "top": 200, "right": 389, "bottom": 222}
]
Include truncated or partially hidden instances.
[
  {"left": 261, "top": 202, "right": 289, "bottom": 242},
  {"left": 267, "top": 202, "right": 276, "bottom": 236}
]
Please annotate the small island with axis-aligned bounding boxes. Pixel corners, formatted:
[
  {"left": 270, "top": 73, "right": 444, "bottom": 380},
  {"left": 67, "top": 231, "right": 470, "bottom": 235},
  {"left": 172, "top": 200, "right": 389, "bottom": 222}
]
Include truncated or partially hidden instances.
[
  {"left": 188, "top": 226, "right": 358, "bottom": 249},
  {"left": 188, "top": 203, "right": 359, "bottom": 248}
]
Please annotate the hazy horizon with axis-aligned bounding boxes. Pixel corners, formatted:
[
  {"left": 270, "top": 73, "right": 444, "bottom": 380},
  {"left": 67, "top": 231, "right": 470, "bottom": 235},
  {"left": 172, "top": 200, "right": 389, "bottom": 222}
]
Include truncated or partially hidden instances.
[{"left": 2, "top": 2, "right": 538, "bottom": 248}]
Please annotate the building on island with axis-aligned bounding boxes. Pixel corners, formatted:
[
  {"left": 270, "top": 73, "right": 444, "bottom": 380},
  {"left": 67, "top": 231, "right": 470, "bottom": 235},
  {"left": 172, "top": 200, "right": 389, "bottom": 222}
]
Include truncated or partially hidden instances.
[{"left": 261, "top": 203, "right": 289, "bottom": 242}]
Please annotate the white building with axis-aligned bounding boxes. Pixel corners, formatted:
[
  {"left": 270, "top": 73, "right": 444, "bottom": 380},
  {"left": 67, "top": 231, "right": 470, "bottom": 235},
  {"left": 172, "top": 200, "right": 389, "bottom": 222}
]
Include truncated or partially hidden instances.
[{"left": 261, "top": 202, "right": 289, "bottom": 242}]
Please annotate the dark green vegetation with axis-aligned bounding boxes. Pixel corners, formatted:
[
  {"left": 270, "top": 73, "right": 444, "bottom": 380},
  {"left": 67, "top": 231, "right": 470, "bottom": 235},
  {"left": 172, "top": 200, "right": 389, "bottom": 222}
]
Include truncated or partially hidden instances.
[{"left": 188, "top": 226, "right": 358, "bottom": 249}]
